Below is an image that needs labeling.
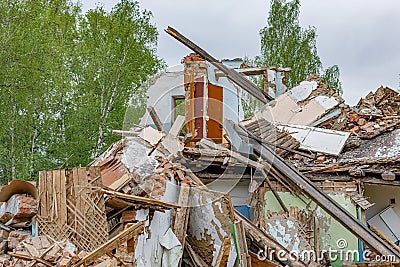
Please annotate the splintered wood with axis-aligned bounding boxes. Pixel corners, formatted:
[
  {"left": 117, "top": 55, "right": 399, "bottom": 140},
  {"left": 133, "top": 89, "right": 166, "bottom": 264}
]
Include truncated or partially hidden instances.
[{"left": 37, "top": 167, "right": 108, "bottom": 252}]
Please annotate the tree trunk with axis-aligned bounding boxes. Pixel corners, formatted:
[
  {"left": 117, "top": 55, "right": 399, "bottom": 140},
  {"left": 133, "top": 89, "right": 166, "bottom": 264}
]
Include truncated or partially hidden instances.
[{"left": 10, "top": 104, "right": 16, "bottom": 181}]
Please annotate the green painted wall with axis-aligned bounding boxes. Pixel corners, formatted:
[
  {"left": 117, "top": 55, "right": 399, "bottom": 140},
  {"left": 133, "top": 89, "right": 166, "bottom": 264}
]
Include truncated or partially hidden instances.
[{"left": 261, "top": 191, "right": 359, "bottom": 266}]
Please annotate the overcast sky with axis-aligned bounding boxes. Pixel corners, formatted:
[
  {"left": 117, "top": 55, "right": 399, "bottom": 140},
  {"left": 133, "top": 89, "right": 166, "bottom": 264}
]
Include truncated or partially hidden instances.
[{"left": 79, "top": 0, "right": 400, "bottom": 105}]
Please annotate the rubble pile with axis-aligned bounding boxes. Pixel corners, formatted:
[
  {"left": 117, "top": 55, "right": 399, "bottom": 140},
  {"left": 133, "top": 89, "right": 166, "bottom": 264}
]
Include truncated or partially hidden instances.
[
  {"left": 0, "top": 29, "right": 400, "bottom": 267},
  {"left": 344, "top": 86, "right": 400, "bottom": 138}
]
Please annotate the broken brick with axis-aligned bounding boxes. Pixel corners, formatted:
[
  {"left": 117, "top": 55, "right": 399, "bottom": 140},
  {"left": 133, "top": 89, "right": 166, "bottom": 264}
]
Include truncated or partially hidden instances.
[
  {"left": 357, "top": 118, "right": 366, "bottom": 126},
  {"left": 121, "top": 210, "right": 137, "bottom": 223},
  {"left": 348, "top": 113, "right": 359, "bottom": 123}
]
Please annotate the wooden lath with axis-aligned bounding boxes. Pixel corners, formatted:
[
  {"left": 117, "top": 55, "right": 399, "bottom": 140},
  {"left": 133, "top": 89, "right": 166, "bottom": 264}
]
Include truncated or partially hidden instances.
[{"left": 37, "top": 167, "right": 108, "bottom": 252}]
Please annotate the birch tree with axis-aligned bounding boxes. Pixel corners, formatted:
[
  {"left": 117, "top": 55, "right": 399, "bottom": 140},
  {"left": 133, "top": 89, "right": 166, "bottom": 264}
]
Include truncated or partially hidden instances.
[
  {"left": 71, "top": 0, "right": 162, "bottom": 160},
  {"left": 0, "top": 0, "right": 162, "bottom": 182},
  {"left": 257, "top": 0, "right": 342, "bottom": 93}
]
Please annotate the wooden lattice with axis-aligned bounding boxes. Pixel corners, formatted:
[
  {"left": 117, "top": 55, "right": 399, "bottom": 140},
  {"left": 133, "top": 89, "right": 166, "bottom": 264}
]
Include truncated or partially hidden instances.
[{"left": 37, "top": 167, "right": 108, "bottom": 252}]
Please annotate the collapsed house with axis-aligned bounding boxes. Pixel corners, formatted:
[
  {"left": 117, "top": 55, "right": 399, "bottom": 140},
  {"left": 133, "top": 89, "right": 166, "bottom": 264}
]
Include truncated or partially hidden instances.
[{"left": 0, "top": 27, "right": 399, "bottom": 267}]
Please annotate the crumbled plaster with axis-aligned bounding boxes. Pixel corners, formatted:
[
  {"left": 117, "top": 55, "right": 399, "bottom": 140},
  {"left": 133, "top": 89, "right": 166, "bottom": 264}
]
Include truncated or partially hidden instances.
[{"left": 121, "top": 138, "right": 163, "bottom": 177}]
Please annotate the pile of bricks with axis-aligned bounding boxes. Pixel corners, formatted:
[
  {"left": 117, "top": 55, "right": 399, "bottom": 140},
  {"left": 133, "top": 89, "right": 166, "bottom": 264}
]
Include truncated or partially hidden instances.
[
  {"left": 0, "top": 233, "right": 128, "bottom": 266},
  {"left": 345, "top": 110, "right": 400, "bottom": 138},
  {"left": 0, "top": 194, "right": 37, "bottom": 228}
]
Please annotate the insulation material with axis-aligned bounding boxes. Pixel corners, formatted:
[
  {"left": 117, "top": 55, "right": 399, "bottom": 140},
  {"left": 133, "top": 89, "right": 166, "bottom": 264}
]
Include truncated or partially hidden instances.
[
  {"left": 160, "top": 228, "right": 183, "bottom": 266},
  {"left": 134, "top": 209, "right": 175, "bottom": 267}
]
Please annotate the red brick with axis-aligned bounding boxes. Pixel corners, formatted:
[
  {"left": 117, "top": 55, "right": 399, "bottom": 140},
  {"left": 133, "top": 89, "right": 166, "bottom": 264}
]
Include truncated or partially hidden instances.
[
  {"left": 350, "top": 126, "right": 360, "bottom": 134},
  {"left": 293, "top": 154, "right": 303, "bottom": 160},
  {"left": 357, "top": 118, "right": 366, "bottom": 126},
  {"left": 7, "top": 237, "right": 20, "bottom": 250},
  {"left": 348, "top": 113, "right": 359, "bottom": 123},
  {"left": 316, "top": 156, "right": 326, "bottom": 163},
  {"left": 121, "top": 210, "right": 137, "bottom": 223}
]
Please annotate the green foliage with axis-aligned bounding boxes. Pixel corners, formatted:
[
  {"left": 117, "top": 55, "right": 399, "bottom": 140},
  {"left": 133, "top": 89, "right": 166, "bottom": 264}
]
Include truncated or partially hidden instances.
[
  {"left": 0, "top": 0, "right": 162, "bottom": 183},
  {"left": 322, "top": 65, "right": 342, "bottom": 94},
  {"left": 256, "top": 0, "right": 341, "bottom": 93}
]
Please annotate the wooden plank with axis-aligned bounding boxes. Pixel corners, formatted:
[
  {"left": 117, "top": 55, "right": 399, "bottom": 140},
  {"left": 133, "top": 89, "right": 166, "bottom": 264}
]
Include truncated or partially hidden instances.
[
  {"left": 101, "top": 189, "right": 180, "bottom": 209},
  {"left": 38, "top": 171, "right": 47, "bottom": 218},
  {"left": 53, "top": 170, "right": 61, "bottom": 226},
  {"left": 185, "top": 242, "right": 208, "bottom": 267},
  {"left": 147, "top": 106, "right": 165, "bottom": 133},
  {"left": 112, "top": 130, "right": 140, "bottom": 137},
  {"left": 60, "top": 170, "right": 67, "bottom": 226},
  {"left": 8, "top": 252, "right": 53, "bottom": 267},
  {"left": 169, "top": 115, "right": 186, "bottom": 137},
  {"left": 72, "top": 168, "right": 79, "bottom": 210},
  {"left": 370, "top": 226, "right": 400, "bottom": 253},
  {"left": 69, "top": 167, "right": 80, "bottom": 234},
  {"left": 72, "top": 222, "right": 144, "bottom": 267},
  {"left": 214, "top": 237, "right": 231, "bottom": 267},
  {"left": 249, "top": 252, "right": 280, "bottom": 267},
  {"left": 173, "top": 183, "right": 190, "bottom": 245},
  {"left": 45, "top": 170, "right": 53, "bottom": 220},
  {"left": 108, "top": 173, "right": 131, "bottom": 191},
  {"left": 234, "top": 220, "right": 251, "bottom": 267},
  {"left": 77, "top": 167, "right": 87, "bottom": 214}
]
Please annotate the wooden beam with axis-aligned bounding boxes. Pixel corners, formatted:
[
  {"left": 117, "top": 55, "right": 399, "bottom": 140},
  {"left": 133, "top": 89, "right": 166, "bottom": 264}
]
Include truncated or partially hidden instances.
[
  {"left": 370, "top": 225, "right": 400, "bottom": 254},
  {"left": 165, "top": 26, "right": 270, "bottom": 103},
  {"left": 147, "top": 106, "right": 165, "bottom": 133},
  {"left": 101, "top": 189, "right": 180, "bottom": 209},
  {"left": 112, "top": 130, "right": 140, "bottom": 137},
  {"left": 173, "top": 183, "right": 190, "bottom": 245},
  {"left": 249, "top": 252, "right": 280, "bottom": 267},
  {"left": 362, "top": 178, "right": 400, "bottom": 186},
  {"left": 260, "top": 169, "right": 288, "bottom": 213},
  {"left": 7, "top": 252, "right": 53, "bottom": 267},
  {"left": 214, "top": 237, "right": 231, "bottom": 267},
  {"left": 185, "top": 242, "right": 208, "bottom": 267}
]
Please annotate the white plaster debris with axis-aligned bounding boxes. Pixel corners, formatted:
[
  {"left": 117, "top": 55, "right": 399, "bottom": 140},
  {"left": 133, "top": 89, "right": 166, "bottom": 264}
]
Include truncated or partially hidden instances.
[{"left": 287, "top": 81, "right": 318, "bottom": 102}]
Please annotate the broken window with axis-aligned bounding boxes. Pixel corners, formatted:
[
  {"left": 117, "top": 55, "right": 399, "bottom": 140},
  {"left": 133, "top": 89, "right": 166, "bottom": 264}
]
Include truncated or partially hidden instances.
[{"left": 173, "top": 96, "right": 185, "bottom": 120}]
